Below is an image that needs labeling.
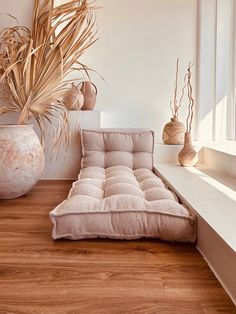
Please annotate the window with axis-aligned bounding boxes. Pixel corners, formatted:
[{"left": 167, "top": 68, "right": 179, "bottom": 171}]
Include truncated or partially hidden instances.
[{"left": 197, "top": 0, "right": 236, "bottom": 142}]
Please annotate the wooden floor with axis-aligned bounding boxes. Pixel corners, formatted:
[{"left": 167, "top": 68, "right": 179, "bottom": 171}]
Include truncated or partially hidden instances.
[{"left": 0, "top": 181, "right": 235, "bottom": 314}]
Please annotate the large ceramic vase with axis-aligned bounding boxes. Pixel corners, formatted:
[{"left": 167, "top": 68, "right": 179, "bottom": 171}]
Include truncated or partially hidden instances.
[
  {"left": 178, "top": 132, "right": 198, "bottom": 167},
  {"left": 0, "top": 125, "right": 45, "bottom": 199},
  {"left": 162, "top": 117, "right": 185, "bottom": 145}
]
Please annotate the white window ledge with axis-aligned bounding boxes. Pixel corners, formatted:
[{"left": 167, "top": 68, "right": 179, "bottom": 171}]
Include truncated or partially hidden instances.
[
  {"left": 154, "top": 141, "right": 236, "bottom": 179},
  {"left": 203, "top": 141, "right": 236, "bottom": 157},
  {"left": 154, "top": 163, "right": 236, "bottom": 252}
]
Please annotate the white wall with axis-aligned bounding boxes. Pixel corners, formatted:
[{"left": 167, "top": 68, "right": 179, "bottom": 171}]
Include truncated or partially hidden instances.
[
  {"left": 0, "top": 0, "right": 197, "bottom": 144},
  {"left": 84, "top": 0, "right": 197, "bottom": 142},
  {"left": 0, "top": 0, "right": 197, "bottom": 178},
  {"left": 0, "top": 0, "right": 33, "bottom": 28}
]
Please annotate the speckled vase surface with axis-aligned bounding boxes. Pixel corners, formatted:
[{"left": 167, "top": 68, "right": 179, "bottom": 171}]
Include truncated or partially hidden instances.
[{"left": 0, "top": 125, "right": 45, "bottom": 199}]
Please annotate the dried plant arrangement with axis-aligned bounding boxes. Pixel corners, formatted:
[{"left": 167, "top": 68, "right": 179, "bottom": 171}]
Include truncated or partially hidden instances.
[
  {"left": 162, "top": 58, "right": 188, "bottom": 145},
  {"left": 0, "top": 0, "right": 98, "bottom": 147},
  {"left": 170, "top": 58, "right": 188, "bottom": 118},
  {"left": 178, "top": 60, "right": 198, "bottom": 167},
  {"left": 185, "top": 61, "right": 195, "bottom": 133}
]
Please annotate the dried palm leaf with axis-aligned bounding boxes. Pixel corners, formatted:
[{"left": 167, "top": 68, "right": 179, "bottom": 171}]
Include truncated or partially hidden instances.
[{"left": 0, "top": 0, "right": 98, "bottom": 149}]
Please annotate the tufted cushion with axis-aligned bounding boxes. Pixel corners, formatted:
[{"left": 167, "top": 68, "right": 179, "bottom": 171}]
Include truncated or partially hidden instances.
[
  {"left": 81, "top": 129, "right": 154, "bottom": 170},
  {"left": 50, "top": 166, "right": 196, "bottom": 242}
]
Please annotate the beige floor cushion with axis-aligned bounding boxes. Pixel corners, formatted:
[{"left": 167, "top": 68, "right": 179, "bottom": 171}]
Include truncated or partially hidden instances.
[
  {"left": 50, "top": 166, "right": 196, "bottom": 242},
  {"left": 50, "top": 129, "right": 196, "bottom": 242}
]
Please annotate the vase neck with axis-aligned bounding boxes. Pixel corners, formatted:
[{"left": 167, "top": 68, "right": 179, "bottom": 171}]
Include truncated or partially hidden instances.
[
  {"left": 184, "top": 132, "right": 193, "bottom": 147},
  {"left": 171, "top": 117, "right": 178, "bottom": 122}
]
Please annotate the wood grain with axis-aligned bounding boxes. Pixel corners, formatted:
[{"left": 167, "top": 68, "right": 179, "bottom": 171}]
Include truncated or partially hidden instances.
[
  {"left": 0, "top": 181, "right": 235, "bottom": 314},
  {"left": 162, "top": 117, "right": 185, "bottom": 145}
]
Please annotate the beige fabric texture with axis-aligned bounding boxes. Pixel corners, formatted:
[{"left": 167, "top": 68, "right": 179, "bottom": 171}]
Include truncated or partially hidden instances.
[
  {"left": 81, "top": 129, "right": 154, "bottom": 170},
  {"left": 50, "top": 166, "right": 196, "bottom": 242}
]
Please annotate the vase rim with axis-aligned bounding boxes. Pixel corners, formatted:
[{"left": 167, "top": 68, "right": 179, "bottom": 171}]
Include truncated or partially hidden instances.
[{"left": 0, "top": 124, "right": 33, "bottom": 128}]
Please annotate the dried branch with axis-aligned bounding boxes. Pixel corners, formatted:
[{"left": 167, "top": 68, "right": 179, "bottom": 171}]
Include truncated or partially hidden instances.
[
  {"left": 173, "top": 57, "right": 179, "bottom": 115},
  {"left": 186, "top": 61, "right": 195, "bottom": 133},
  {"left": 170, "top": 100, "right": 174, "bottom": 117},
  {"left": 170, "top": 58, "right": 188, "bottom": 118},
  {"left": 175, "top": 71, "right": 188, "bottom": 116}
]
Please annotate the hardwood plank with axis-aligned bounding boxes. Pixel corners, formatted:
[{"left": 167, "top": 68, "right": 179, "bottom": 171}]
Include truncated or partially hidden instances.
[{"left": 0, "top": 181, "right": 235, "bottom": 314}]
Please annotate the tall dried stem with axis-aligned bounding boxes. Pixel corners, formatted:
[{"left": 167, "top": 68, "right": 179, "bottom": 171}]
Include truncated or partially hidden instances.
[
  {"left": 185, "top": 61, "right": 195, "bottom": 133},
  {"left": 170, "top": 58, "right": 188, "bottom": 118}
]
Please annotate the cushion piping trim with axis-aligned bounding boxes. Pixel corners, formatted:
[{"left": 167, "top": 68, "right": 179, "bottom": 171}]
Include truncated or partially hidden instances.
[{"left": 50, "top": 209, "right": 196, "bottom": 220}]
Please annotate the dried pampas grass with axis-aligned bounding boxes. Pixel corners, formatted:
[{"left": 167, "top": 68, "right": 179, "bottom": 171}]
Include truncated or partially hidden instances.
[{"left": 0, "top": 0, "right": 98, "bottom": 147}]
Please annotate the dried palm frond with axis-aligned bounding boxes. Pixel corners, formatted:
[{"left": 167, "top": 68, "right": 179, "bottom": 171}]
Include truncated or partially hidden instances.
[{"left": 0, "top": 0, "right": 98, "bottom": 147}]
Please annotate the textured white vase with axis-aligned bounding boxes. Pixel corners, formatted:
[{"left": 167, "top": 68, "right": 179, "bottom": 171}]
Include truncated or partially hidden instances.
[{"left": 0, "top": 125, "right": 45, "bottom": 199}]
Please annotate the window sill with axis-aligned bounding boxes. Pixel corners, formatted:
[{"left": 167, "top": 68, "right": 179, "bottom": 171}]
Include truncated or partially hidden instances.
[
  {"left": 155, "top": 140, "right": 236, "bottom": 156},
  {"left": 154, "top": 163, "right": 236, "bottom": 252},
  {"left": 203, "top": 141, "right": 236, "bottom": 157}
]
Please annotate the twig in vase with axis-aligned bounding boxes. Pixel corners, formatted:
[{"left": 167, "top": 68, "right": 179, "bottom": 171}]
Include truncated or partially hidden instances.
[
  {"left": 170, "top": 58, "right": 188, "bottom": 118},
  {"left": 173, "top": 57, "right": 179, "bottom": 116},
  {"left": 186, "top": 61, "right": 195, "bottom": 133}
]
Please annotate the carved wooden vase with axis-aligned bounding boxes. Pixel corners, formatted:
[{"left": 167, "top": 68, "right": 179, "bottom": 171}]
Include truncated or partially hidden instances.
[
  {"left": 63, "top": 84, "right": 84, "bottom": 111},
  {"left": 178, "top": 132, "right": 198, "bottom": 167},
  {"left": 162, "top": 117, "right": 185, "bottom": 145},
  {"left": 0, "top": 125, "right": 45, "bottom": 199},
  {"left": 80, "top": 81, "right": 97, "bottom": 111}
]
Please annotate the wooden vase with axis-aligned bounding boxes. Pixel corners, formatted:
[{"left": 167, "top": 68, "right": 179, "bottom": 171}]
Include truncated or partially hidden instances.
[
  {"left": 63, "top": 87, "right": 84, "bottom": 111},
  {"left": 162, "top": 117, "right": 185, "bottom": 145},
  {"left": 178, "top": 132, "right": 198, "bottom": 167},
  {"left": 80, "top": 81, "right": 97, "bottom": 111}
]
